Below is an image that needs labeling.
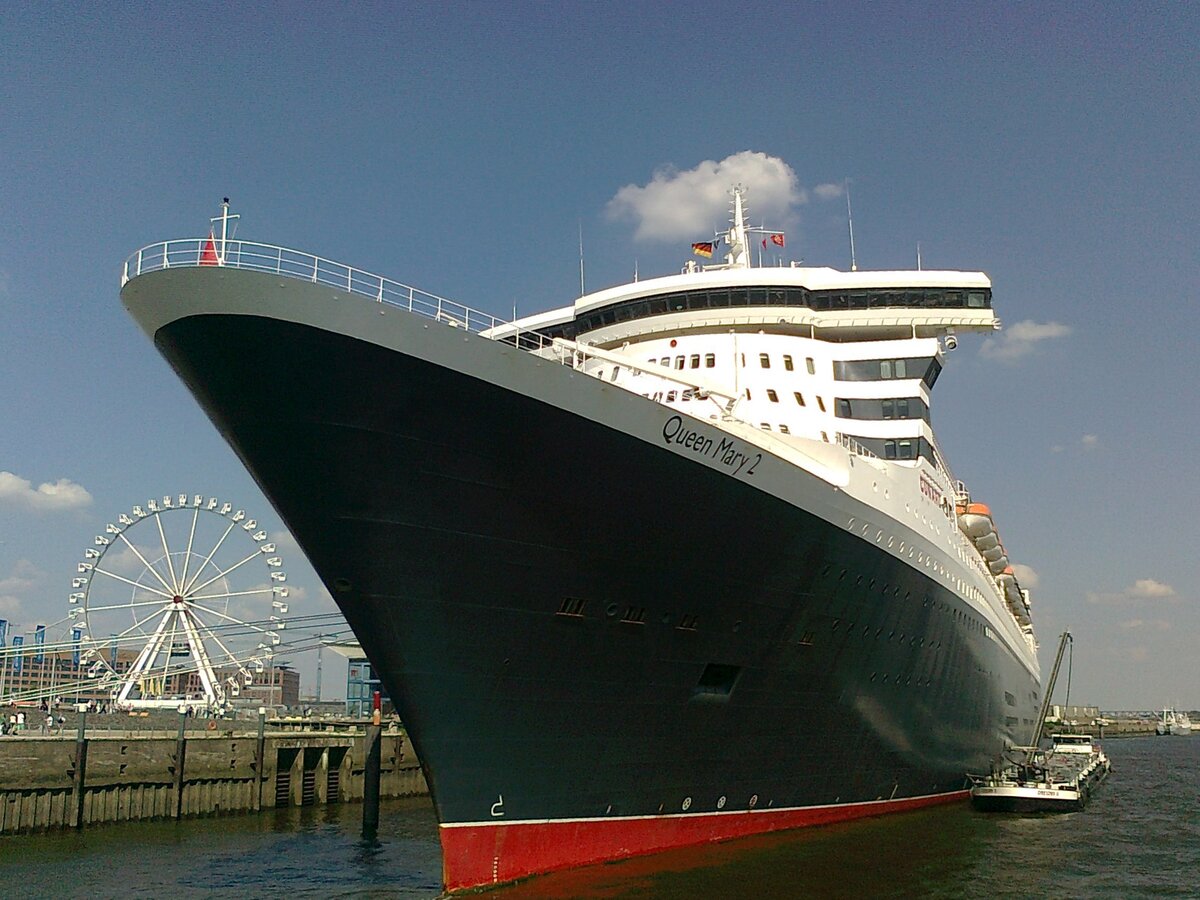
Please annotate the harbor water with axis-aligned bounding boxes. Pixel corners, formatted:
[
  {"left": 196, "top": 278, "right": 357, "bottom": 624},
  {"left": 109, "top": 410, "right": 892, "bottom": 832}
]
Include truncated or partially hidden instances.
[{"left": 1, "top": 735, "right": 1195, "bottom": 898}]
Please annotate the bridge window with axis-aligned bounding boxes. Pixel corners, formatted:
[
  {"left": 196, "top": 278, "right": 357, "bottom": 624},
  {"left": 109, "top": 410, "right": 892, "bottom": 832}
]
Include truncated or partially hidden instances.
[
  {"left": 690, "top": 354, "right": 700, "bottom": 368},
  {"left": 834, "top": 358, "right": 941, "bottom": 387},
  {"left": 835, "top": 397, "right": 929, "bottom": 421},
  {"left": 806, "top": 357, "right": 815, "bottom": 375},
  {"left": 759, "top": 353, "right": 771, "bottom": 369},
  {"left": 767, "top": 389, "right": 779, "bottom": 402},
  {"left": 783, "top": 355, "right": 794, "bottom": 371},
  {"left": 844, "top": 435, "right": 937, "bottom": 463},
  {"left": 562, "top": 286, "right": 991, "bottom": 336},
  {"left": 705, "top": 353, "right": 716, "bottom": 368},
  {"left": 794, "top": 392, "right": 806, "bottom": 406}
]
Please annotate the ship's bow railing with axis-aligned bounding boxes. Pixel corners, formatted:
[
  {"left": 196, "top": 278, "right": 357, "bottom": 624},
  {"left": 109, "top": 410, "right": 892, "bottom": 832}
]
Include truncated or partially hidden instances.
[{"left": 122, "top": 238, "right": 555, "bottom": 352}]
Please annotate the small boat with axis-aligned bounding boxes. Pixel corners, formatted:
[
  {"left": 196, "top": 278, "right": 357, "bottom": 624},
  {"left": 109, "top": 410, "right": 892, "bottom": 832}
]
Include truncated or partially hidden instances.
[
  {"left": 1156, "top": 708, "right": 1193, "bottom": 735},
  {"left": 969, "top": 735, "right": 1111, "bottom": 813},
  {"left": 969, "top": 632, "right": 1111, "bottom": 812}
]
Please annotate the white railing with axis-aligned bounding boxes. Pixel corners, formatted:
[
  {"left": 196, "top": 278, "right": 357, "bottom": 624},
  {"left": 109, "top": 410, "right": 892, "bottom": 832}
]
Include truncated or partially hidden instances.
[
  {"left": 121, "top": 238, "right": 554, "bottom": 352},
  {"left": 835, "top": 432, "right": 878, "bottom": 459}
]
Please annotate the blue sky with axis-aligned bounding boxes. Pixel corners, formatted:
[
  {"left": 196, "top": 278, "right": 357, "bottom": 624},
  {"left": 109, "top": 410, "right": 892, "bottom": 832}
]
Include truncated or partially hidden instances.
[{"left": 1, "top": 2, "right": 1197, "bottom": 708}]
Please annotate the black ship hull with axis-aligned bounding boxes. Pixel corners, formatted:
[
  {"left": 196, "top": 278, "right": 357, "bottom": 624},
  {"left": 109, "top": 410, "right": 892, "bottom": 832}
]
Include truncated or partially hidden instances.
[{"left": 127, "top": 268, "right": 1040, "bottom": 891}]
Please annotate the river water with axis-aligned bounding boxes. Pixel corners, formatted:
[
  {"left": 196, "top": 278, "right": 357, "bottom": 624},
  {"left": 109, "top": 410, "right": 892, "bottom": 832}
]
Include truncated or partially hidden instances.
[{"left": 1, "top": 735, "right": 1196, "bottom": 898}]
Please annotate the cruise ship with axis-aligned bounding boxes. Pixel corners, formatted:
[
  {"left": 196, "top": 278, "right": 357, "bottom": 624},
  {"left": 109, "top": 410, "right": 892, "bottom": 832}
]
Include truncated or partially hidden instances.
[{"left": 120, "top": 192, "right": 1041, "bottom": 892}]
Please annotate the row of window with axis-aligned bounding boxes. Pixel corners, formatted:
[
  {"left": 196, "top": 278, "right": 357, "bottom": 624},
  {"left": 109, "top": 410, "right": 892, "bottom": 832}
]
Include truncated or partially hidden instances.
[
  {"left": 833, "top": 357, "right": 942, "bottom": 388},
  {"left": 542, "top": 285, "right": 992, "bottom": 339},
  {"left": 645, "top": 352, "right": 821, "bottom": 374},
  {"left": 750, "top": 352, "right": 817, "bottom": 374},
  {"left": 654, "top": 353, "right": 716, "bottom": 370},
  {"left": 746, "top": 388, "right": 827, "bottom": 412},
  {"left": 834, "top": 396, "right": 930, "bottom": 422},
  {"left": 843, "top": 434, "right": 940, "bottom": 464}
]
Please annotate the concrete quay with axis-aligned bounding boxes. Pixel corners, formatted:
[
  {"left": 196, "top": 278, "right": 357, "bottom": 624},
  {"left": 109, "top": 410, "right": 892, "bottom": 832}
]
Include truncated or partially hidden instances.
[{"left": 0, "top": 712, "right": 426, "bottom": 834}]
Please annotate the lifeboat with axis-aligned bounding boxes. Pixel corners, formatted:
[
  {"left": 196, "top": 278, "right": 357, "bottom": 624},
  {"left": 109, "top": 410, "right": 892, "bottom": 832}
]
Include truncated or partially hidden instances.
[{"left": 957, "top": 503, "right": 1033, "bottom": 628}]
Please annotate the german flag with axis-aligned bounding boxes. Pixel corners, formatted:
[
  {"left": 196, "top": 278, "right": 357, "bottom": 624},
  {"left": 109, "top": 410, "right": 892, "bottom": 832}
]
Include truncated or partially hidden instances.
[{"left": 691, "top": 241, "right": 714, "bottom": 258}]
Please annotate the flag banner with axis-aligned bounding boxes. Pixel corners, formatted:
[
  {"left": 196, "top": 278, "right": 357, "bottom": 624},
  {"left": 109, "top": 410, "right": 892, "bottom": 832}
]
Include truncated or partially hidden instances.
[
  {"left": 771, "top": 233, "right": 785, "bottom": 247},
  {"left": 34, "top": 624, "right": 45, "bottom": 663},
  {"left": 0, "top": 619, "right": 6, "bottom": 647},
  {"left": 200, "top": 230, "right": 220, "bottom": 266},
  {"left": 72, "top": 627, "right": 83, "bottom": 666},
  {"left": 12, "top": 635, "right": 23, "bottom": 673},
  {"left": 691, "top": 241, "right": 714, "bottom": 258}
]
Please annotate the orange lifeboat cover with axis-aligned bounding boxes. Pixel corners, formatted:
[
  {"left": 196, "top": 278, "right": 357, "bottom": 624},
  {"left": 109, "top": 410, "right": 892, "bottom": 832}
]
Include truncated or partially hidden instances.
[{"left": 966, "top": 503, "right": 992, "bottom": 516}]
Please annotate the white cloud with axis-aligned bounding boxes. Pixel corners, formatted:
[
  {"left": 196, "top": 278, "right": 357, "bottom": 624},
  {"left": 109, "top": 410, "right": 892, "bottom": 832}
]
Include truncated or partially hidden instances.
[
  {"left": 1010, "top": 563, "right": 1039, "bottom": 589},
  {"left": 813, "top": 182, "right": 844, "bottom": 200},
  {"left": 1087, "top": 578, "right": 1177, "bottom": 605},
  {"left": 606, "top": 151, "right": 805, "bottom": 242},
  {"left": 0, "top": 559, "right": 44, "bottom": 621},
  {"left": 979, "top": 320, "right": 1071, "bottom": 362},
  {"left": 1128, "top": 578, "right": 1175, "bottom": 599},
  {"left": 1119, "top": 618, "right": 1171, "bottom": 631},
  {"left": 269, "top": 529, "right": 304, "bottom": 556},
  {"left": 1081, "top": 434, "right": 1099, "bottom": 449},
  {"left": 0, "top": 471, "right": 93, "bottom": 512}
]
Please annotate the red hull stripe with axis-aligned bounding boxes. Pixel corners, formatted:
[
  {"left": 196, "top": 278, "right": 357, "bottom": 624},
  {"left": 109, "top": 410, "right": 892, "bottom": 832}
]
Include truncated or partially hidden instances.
[{"left": 440, "top": 790, "right": 967, "bottom": 892}]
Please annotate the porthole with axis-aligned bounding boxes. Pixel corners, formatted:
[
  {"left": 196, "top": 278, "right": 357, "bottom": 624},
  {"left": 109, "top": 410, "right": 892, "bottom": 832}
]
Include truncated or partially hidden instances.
[
  {"left": 749, "top": 794, "right": 758, "bottom": 808},
  {"left": 717, "top": 796, "right": 727, "bottom": 809},
  {"left": 682, "top": 797, "right": 692, "bottom": 811}
]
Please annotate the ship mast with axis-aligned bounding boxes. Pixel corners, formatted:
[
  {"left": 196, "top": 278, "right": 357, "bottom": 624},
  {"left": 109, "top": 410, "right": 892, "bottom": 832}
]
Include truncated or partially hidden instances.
[{"left": 723, "top": 186, "right": 751, "bottom": 269}]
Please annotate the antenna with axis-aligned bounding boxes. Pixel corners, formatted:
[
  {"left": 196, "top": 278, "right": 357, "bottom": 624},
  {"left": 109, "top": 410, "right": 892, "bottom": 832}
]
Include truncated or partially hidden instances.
[
  {"left": 845, "top": 180, "right": 857, "bottom": 272},
  {"left": 578, "top": 220, "right": 586, "bottom": 296},
  {"left": 917, "top": 242, "right": 922, "bottom": 271},
  {"left": 210, "top": 198, "right": 239, "bottom": 265}
]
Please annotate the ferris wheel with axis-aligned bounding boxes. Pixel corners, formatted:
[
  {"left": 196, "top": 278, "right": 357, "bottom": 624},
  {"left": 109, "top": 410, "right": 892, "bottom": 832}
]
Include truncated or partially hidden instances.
[{"left": 69, "top": 494, "right": 288, "bottom": 711}]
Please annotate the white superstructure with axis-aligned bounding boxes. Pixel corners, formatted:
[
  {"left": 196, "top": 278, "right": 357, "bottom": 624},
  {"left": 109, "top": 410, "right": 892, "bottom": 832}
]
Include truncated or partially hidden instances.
[{"left": 490, "top": 188, "right": 1037, "bottom": 663}]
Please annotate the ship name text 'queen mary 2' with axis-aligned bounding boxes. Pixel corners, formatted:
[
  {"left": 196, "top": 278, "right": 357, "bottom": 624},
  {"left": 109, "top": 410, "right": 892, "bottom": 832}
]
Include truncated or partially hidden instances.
[{"left": 120, "top": 187, "right": 1041, "bottom": 892}]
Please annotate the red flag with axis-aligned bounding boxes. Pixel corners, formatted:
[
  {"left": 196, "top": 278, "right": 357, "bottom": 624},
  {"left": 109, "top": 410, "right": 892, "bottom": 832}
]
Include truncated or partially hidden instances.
[
  {"left": 770, "top": 233, "right": 785, "bottom": 248},
  {"left": 200, "top": 230, "right": 220, "bottom": 266}
]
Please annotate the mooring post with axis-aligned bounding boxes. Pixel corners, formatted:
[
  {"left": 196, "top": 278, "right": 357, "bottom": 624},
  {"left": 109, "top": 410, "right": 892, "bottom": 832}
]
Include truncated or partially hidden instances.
[
  {"left": 73, "top": 704, "right": 89, "bottom": 829},
  {"left": 362, "top": 690, "right": 382, "bottom": 838},
  {"left": 173, "top": 705, "right": 188, "bottom": 819},
  {"left": 256, "top": 706, "right": 267, "bottom": 811}
]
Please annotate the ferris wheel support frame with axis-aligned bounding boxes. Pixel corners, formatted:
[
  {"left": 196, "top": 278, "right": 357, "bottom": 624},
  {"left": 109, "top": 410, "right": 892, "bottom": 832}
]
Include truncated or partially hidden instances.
[{"left": 114, "top": 604, "right": 228, "bottom": 710}]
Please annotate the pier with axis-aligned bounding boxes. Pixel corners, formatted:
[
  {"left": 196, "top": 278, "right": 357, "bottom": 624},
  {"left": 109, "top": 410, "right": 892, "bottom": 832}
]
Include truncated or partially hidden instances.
[{"left": 0, "top": 710, "right": 425, "bottom": 834}]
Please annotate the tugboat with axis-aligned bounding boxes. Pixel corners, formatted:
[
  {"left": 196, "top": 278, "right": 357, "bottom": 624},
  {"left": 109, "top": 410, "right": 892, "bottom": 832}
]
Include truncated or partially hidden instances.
[{"left": 969, "top": 632, "right": 1111, "bottom": 813}]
